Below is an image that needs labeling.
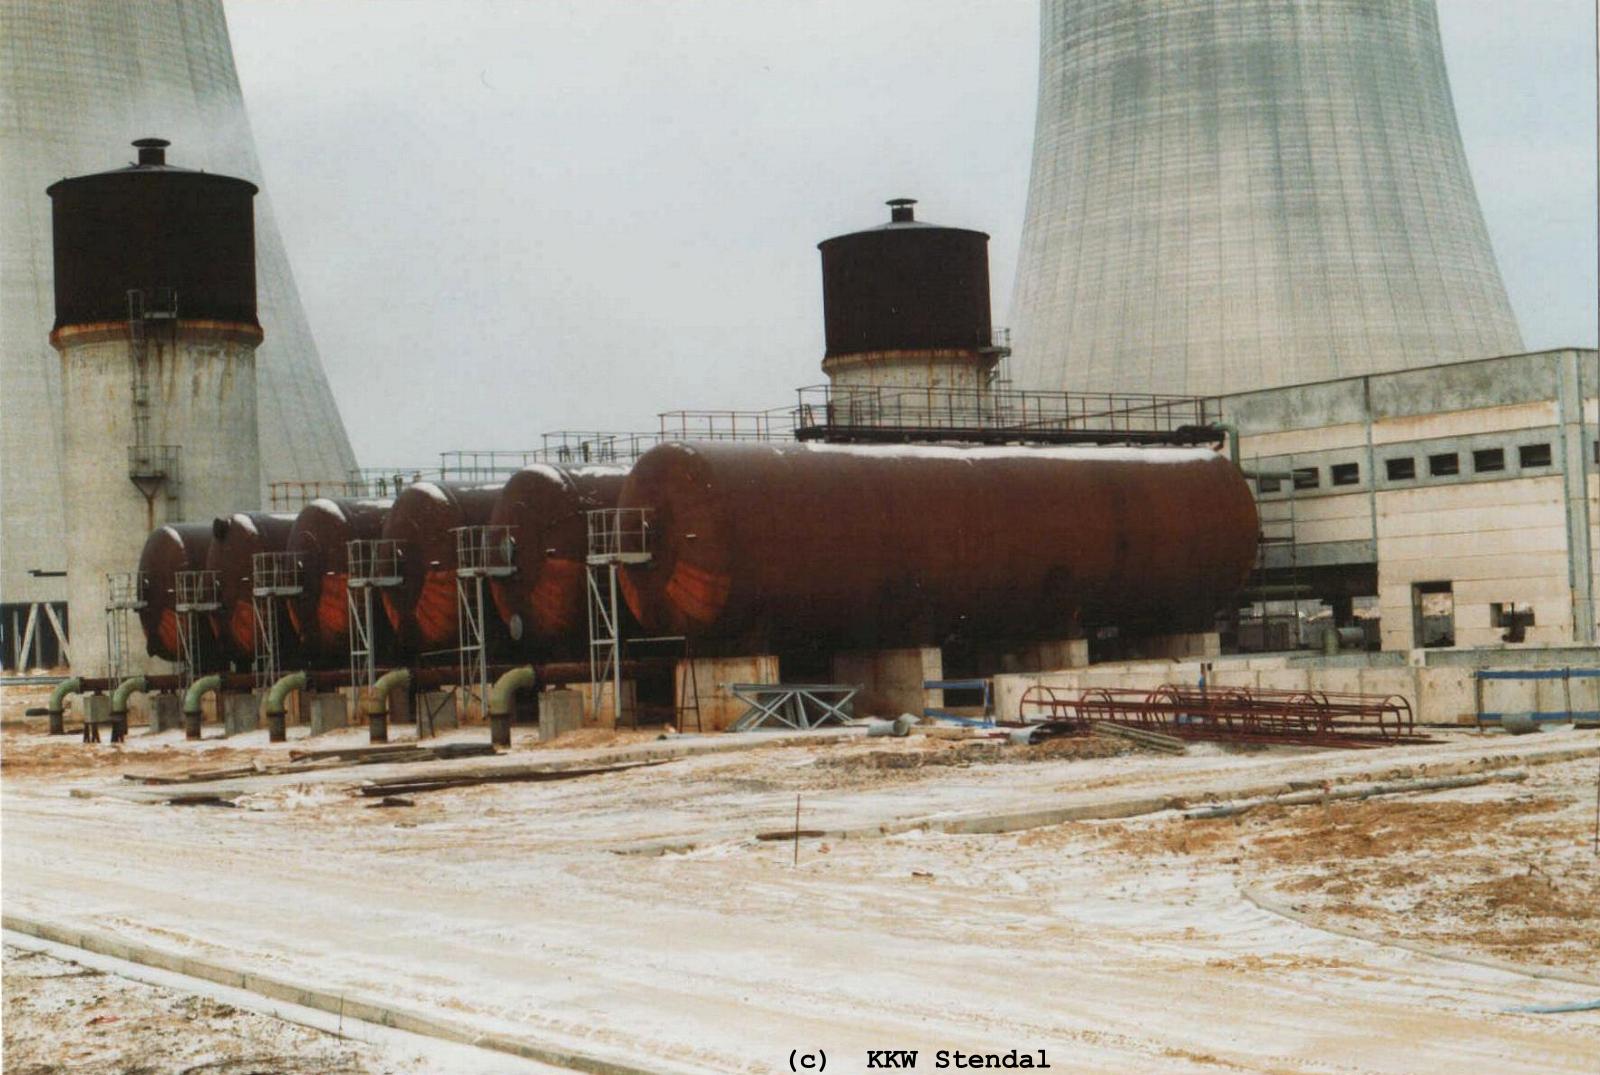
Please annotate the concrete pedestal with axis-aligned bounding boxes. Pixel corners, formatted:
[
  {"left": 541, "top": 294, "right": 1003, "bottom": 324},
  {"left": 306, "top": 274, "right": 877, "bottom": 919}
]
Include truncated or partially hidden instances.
[
  {"left": 1125, "top": 631, "right": 1222, "bottom": 661},
  {"left": 539, "top": 688, "right": 585, "bottom": 741},
  {"left": 832, "top": 647, "right": 942, "bottom": 719},
  {"left": 993, "top": 639, "right": 1089, "bottom": 675},
  {"left": 223, "top": 691, "right": 263, "bottom": 737},
  {"left": 578, "top": 679, "right": 638, "bottom": 729},
  {"left": 147, "top": 693, "right": 183, "bottom": 733},
  {"left": 81, "top": 693, "right": 110, "bottom": 723},
  {"left": 675, "top": 655, "right": 779, "bottom": 732},
  {"left": 307, "top": 692, "right": 350, "bottom": 736},
  {"left": 418, "top": 690, "right": 457, "bottom": 736}
]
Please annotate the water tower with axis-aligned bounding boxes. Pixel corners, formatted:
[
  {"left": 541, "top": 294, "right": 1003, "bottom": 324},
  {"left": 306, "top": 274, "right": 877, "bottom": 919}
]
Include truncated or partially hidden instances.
[{"left": 49, "top": 138, "right": 263, "bottom": 675}]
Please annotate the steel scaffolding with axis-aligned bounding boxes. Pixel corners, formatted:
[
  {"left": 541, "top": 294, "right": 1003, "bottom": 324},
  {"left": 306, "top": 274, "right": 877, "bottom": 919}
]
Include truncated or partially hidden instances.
[
  {"left": 451, "top": 525, "right": 515, "bottom": 738},
  {"left": 586, "top": 508, "right": 652, "bottom": 728},
  {"left": 104, "top": 571, "right": 145, "bottom": 680},
  {"left": 346, "top": 538, "right": 402, "bottom": 701},
  {"left": 173, "top": 569, "right": 220, "bottom": 687},
  {"left": 251, "top": 551, "right": 301, "bottom": 690}
]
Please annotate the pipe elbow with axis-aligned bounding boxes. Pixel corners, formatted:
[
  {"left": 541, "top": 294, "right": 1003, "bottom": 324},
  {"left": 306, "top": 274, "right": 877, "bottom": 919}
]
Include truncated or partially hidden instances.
[
  {"left": 110, "top": 676, "right": 147, "bottom": 715},
  {"left": 183, "top": 674, "right": 223, "bottom": 715},
  {"left": 364, "top": 668, "right": 411, "bottom": 715},
  {"left": 490, "top": 665, "right": 536, "bottom": 717},
  {"left": 266, "top": 671, "right": 308, "bottom": 715},
  {"left": 48, "top": 676, "right": 82, "bottom": 714}
]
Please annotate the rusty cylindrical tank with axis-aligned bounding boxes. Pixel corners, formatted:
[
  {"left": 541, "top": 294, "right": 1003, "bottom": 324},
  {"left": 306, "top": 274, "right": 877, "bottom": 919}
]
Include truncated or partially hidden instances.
[
  {"left": 136, "top": 523, "right": 213, "bottom": 663},
  {"left": 285, "top": 497, "right": 392, "bottom": 660},
  {"left": 205, "top": 512, "right": 298, "bottom": 665},
  {"left": 618, "top": 442, "right": 1259, "bottom": 650},
  {"left": 380, "top": 481, "right": 506, "bottom": 655},
  {"left": 488, "top": 464, "right": 628, "bottom": 656}
]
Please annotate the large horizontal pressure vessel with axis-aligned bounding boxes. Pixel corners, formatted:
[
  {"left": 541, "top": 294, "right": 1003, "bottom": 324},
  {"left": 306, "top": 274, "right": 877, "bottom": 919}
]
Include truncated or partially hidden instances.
[
  {"left": 488, "top": 465, "right": 627, "bottom": 656},
  {"left": 205, "top": 512, "right": 298, "bottom": 664},
  {"left": 286, "top": 497, "right": 391, "bottom": 660},
  {"left": 380, "top": 481, "right": 505, "bottom": 655},
  {"left": 618, "top": 442, "right": 1259, "bottom": 650},
  {"left": 136, "top": 523, "right": 213, "bottom": 662}
]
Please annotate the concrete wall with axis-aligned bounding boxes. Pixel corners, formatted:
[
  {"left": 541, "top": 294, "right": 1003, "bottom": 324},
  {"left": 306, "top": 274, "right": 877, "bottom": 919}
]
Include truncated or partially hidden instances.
[
  {"left": 1227, "top": 349, "right": 1598, "bottom": 651},
  {"left": 821, "top": 350, "right": 993, "bottom": 393},
  {"left": 675, "top": 654, "right": 779, "bottom": 732},
  {"left": 57, "top": 327, "right": 260, "bottom": 677}
]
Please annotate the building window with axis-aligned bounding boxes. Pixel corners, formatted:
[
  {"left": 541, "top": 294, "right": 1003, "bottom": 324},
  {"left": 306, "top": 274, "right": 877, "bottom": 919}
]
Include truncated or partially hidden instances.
[
  {"left": 1292, "top": 467, "right": 1319, "bottom": 490},
  {"left": 1491, "top": 601, "right": 1536, "bottom": 643},
  {"left": 1257, "top": 476, "right": 1281, "bottom": 494},
  {"left": 1330, "top": 462, "right": 1360, "bottom": 486},
  {"left": 1519, "top": 443, "right": 1552, "bottom": 468},
  {"left": 1385, "top": 457, "right": 1416, "bottom": 481},
  {"left": 1473, "top": 448, "right": 1505, "bottom": 473},
  {"left": 1428, "top": 452, "right": 1459, "bottom": 476},
  {"left": 1412, "top": 581, "right": 1454, "bottom": 649}
]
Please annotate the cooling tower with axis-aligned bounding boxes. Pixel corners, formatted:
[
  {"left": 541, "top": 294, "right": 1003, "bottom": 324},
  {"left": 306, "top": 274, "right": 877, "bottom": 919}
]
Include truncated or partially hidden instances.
[
  {"left": 1009, "top": 0, "right": 1523, "bottom": 396},
  {"left": 0, "top": 1, "right": 357, "bottom": 633}
]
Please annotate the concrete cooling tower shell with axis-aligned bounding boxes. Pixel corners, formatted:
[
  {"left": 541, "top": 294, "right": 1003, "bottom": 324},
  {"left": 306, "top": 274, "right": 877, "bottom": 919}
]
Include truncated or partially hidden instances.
[
  {"left": 1009, "top": 0, "right": 1523, "bottom": 396},
  {"left": 1, "top": 0, "right": 358, "bottom": 614}
]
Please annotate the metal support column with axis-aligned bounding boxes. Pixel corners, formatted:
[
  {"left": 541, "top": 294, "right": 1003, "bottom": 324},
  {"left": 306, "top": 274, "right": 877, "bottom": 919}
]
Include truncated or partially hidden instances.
[
  {"left": 173, "top": 570, "right": 220, "bottom": 688},
  {"left": 347, "top": 538, "right": 402, "bottom": 708},
  {"left": 251, "top": 551, "right": 301, "bottom": 691},
  {"left": 451, "top": 525, "right": 514, "bottom": 738},
  {"left": 104, "top": 572, "right": 144, "bottom": 680},
  {"left": 586, "top": 508, "right": 651, "bottom": 728}
]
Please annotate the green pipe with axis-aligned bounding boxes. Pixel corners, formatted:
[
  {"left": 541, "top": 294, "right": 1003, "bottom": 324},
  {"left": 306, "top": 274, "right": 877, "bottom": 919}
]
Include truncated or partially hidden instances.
[
  {"left": 363, "top": 668, "right": 411, "bottom": 715},
  {"left": 183, "top": 675, "right": 223, "bottom": 715},
  {"left": 110, "top": 676, "right": 147, "bottom": 715},
  {"left": 490, "top": 666, "right": 536, "bottom": 716},
  {"left": 1214, "top": 422, "right": 1240, "bottom": 468},
  {"left": 48, "top": 677, "right": 81, "bottom": 715},
  {"left": 266, "top": 671, "right": 308, "bottom": 716},
  {"left": 47, "top": 676, "right": 80, "bottom": 735}
]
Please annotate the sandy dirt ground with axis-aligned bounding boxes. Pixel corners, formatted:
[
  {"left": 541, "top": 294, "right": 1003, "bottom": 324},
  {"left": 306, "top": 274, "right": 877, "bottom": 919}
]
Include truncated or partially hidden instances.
[{"left": 4, "top": 681, "right": 1598, "bottom": 1073}]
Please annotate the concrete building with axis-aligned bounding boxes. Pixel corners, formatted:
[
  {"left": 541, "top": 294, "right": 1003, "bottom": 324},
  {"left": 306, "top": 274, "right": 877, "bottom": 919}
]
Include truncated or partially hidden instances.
[
  {"left": 0, "top": 0, "right": 358, "bottom": 669},
  {"left": 1009, "top": 0, "right": 1523, "bottom": 396},
  {"left": 1223, "top": 349, "right": 1597, "bottom": 651}
]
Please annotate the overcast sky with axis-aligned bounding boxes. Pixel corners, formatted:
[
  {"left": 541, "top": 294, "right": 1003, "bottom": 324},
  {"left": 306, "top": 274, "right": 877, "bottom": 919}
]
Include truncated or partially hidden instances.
[{"left": 227, "top": 0, "right": 1598, "bottom": 470}]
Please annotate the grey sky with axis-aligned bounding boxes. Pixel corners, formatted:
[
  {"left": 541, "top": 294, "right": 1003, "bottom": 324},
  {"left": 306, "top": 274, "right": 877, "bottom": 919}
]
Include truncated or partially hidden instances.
[{"left": 226, "top": 0, "right": 1597, "bottom": 470}]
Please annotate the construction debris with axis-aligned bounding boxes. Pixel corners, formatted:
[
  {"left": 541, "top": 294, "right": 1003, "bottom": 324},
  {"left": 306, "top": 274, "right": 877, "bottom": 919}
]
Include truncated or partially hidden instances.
[{"left": 1183, "top": 770, "right": 1528, "bottom": 820}]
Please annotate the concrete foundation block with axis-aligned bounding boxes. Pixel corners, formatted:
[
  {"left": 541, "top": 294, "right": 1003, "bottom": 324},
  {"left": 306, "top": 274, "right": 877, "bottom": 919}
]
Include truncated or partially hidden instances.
[
  {"left": 832, "top": 646, "right": 942, "bottom": 720},
  {"left": 539, "top": 688, "right": 584, "bottom": 741},
  {"left": 577, "top": 679, "right": 637, "bottom": 729},
  {"left": 994, "top": 639, "right": 1089, "bottom": 675},
  {"left": 81, "top": 693, "right": 110, "bottom": 723},
  {"left": 147, "top": 693, "right": 183, "bottom": 733},
  {"left": 223, "top": 691, "right": 263, "bottom": 737},
  {"left": 307, "top": 692, "right": 350, "bottom": 736},
  {"left": 676, "top": 655, "right": 779, "bottom": 732},
  {"left": 419, "top": 691, "right": 457, "bottom": 735}
]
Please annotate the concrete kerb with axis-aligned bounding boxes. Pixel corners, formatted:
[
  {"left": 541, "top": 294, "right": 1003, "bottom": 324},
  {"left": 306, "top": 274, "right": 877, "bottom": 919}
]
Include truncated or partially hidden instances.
[
  {"left": 1238, "top": 887, "right": 1600, "bottom": 989},
  {"left": 0, "top": 913, "right": 665, "bottom": 1075},
  {"left": 612, "top": 741, "right": 1600, "bottom": 855}
]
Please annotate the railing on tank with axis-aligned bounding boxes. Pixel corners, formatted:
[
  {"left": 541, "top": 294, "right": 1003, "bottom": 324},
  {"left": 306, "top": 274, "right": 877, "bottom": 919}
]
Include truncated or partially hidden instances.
[
  {"left": 251, "top": 551, "right": 302, "bottom": 597},
  {"left": 452, "top": 525, "right": 516, "bottom": 578},
  {"left": 586, "top": 508, "right": 653, "bottom": 565},
  {"left": 174, "top": 569, "right": 221, "bottom": 611},
  {"left": 346, "top": 539, "right": 403, "bottom": 588},
  {"left": 792, "top": 384, "right": 1222, "bottom": 446},
  {"left": 346, "top": 467, "right": 432, "bottom": 499},
  {"left": 105, "top": 571, "right": 147, "bottom": 610},
  {"left": 268, "top": 479, "right": 362, "bottom": 510},
  {"left": 127, "top": 444, "right": 181, "bottom": 481},
  {"left": 657, "top": 408, "right": 797, "bottom": 442}
]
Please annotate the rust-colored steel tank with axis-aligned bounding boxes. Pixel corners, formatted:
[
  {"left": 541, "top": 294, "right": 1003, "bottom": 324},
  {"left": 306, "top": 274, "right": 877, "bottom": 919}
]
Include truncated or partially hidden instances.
[
  {"left": 618, "top": 442, "right": 1259, "bottom": 650},
  {"left": 380, "top": 481, "right": 505, "bottom": 655},
  {"left": 488, "top": 464, "right": 627, "bottom": 656},
  {"left": 136, "top": 522, "right": 213, "bottom": 662},
  {"left": 286, "top": 497, "right": 392, "bottom": 660},
  {"left": 205, "top": 512, "right": 298, "bottom": 665}
]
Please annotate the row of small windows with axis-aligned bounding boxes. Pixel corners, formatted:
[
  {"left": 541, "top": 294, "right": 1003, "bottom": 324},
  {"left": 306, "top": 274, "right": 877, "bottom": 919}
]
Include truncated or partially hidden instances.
[{"left": 1258, "top": 442, "right": 1555, "bottom": 493}]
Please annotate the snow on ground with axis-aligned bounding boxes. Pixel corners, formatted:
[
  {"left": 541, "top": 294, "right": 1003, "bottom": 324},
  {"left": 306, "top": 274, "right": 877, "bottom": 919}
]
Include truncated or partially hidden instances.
[{"left": 3, "top": 681, "right": 1597, "bottom": 1073}]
